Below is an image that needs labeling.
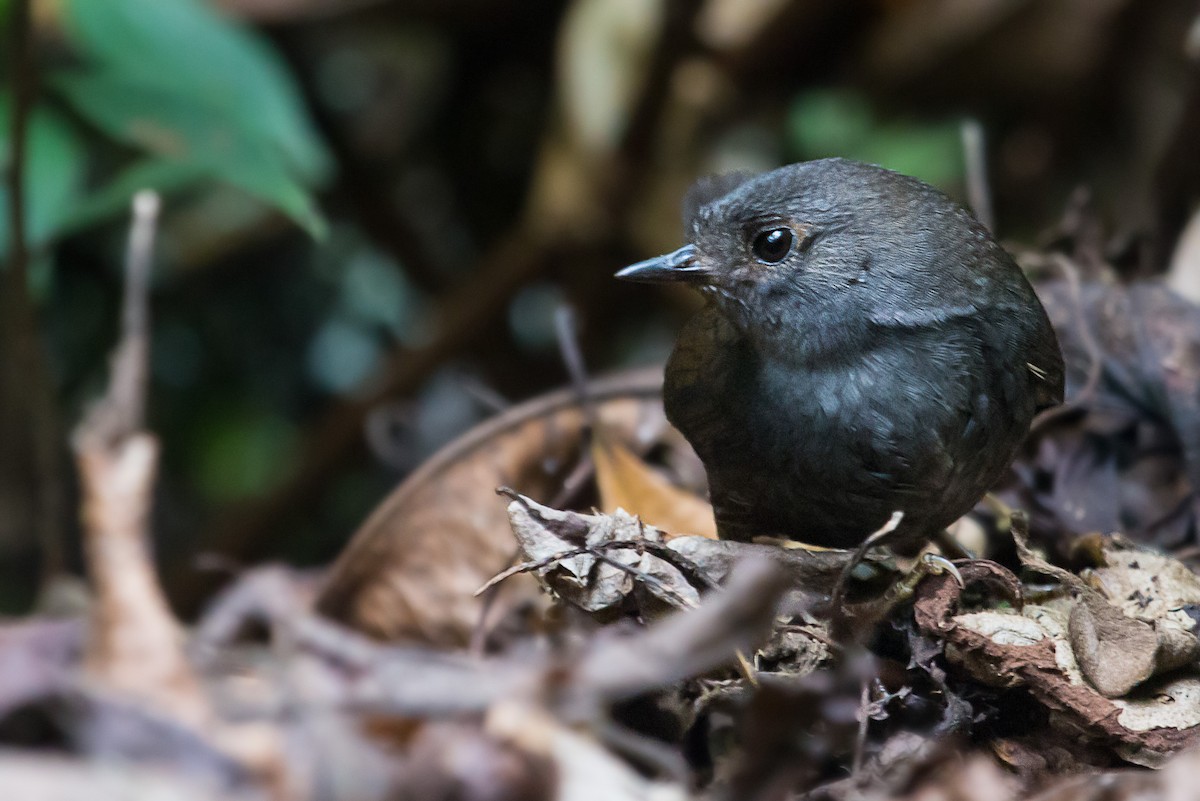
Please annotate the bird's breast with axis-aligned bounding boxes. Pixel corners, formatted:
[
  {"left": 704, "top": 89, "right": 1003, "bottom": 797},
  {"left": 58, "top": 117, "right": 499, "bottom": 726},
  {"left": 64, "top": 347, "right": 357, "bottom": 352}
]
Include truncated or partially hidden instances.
[{"left": 663, "top": 307, "right": 879, "bottom": 479}]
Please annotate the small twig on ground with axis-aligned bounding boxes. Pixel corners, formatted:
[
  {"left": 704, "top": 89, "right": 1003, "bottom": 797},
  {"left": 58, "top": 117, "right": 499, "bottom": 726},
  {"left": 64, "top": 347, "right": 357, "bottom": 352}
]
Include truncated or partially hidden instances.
[
  {"left": 594, "top": 552, "right": 699, "bottom": 610},
  {"left": 474, "top": 538, "right": 703, "bottom": 610},
  {"left": 73, "top": 192, "right": 208, "bottom": 726},
  {"left": 555, "top": 304, "right": 594, "bottom": 420},
  {"left": 830, "top": 511, "right": 904, "bottom": 623},
  {"left": 469, "top": 545, "right": 523, "bottom": 657},
  {"left": 458, "top": 373, "right": 512, "bottom": 414},
  {"left": 852, "top": 676, "right": 870, "bottom": 774},
  {"left": 550, "top": 452, "right": 597, "bottom": 508}
]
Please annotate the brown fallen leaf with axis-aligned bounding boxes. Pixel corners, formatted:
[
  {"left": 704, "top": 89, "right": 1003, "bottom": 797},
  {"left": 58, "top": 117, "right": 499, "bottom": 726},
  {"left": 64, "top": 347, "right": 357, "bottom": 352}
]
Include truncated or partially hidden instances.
[
  {"left": 497, "top": 491, "right": 877, "bottom": 628},
  {"left": 500, "top": 490, "right": 706, "bottom": 613},
  {"left": 315, "top": 369, "right": 669, "bottom": 645},
  {"left": 1014, "top": 524, "right": 1200, "bottom": 698},
  {"left": 913, "top": 561, "right": 1200, "bottom": 767},
  {"left": 1067, "top": 591, "right": 1158, "bottom": 699},
  {"left": 592, "top": 435, "right": 717, "bottom": 540},
  {"left": 1072, "top": 535, "right": 1200, "bottom": 696}
]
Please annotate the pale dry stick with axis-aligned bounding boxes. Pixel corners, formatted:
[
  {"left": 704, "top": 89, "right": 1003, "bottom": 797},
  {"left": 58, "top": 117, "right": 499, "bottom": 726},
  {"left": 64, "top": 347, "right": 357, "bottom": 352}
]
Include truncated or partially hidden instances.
[
  {"left": 76, "top": 195, "right": 297, "bottom": 797},
  {"left": 961, "top": 118, "right": 994, "bottom": 233},
  {"left": 73, "top": 192, "right": 209, "bottom": 726},
  {"left": 852, "top": 677, "right": 870, "bottom": 774},
  {"left": 474, "top": 545, "right": 597, "bottom": 596}
]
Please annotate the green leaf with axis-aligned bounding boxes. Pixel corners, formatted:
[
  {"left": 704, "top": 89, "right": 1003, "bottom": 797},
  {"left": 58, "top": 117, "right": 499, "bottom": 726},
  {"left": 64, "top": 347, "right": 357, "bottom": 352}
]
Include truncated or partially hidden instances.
[
  {"left": 192, "top": 406, "right": 299, "bottom": 502},
  {"left": 788, "top": 89, "right": 963, "bottom": 190},
  {"left": 55, "top": 0, "right": 331, "bottom": 234},
  {"left": 787, "top": 90, "right": 875, "bottom": 155},
  {"left": 61, "top": 157, "right": 209, "bottom": 235},
  {"left": 0, "top": 96, "right": 87, "bottom": 260},
  {"left": 55, "top": 72, "right": 324, "bottom": 236}
]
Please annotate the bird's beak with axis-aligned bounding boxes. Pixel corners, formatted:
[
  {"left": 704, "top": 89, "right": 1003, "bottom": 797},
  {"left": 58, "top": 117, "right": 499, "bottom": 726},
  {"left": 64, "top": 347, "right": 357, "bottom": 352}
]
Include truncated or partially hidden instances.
[{"left": 614, "top": 244, "right": 711, "bottom": 284}]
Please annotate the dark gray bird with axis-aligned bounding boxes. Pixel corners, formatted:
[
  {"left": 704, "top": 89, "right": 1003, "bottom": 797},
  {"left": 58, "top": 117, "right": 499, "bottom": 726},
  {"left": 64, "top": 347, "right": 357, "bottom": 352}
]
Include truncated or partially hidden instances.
[{"left": 616, "top": 158, "right": 1063, "bottom": 552}]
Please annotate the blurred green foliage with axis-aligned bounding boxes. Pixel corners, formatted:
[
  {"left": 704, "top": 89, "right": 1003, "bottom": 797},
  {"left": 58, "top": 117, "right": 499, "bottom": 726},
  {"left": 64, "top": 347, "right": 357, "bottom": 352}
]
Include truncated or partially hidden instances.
[
  {"left": 788, "top": 89, "right": 964, "bottom": 190},
  {"left": 0, "top": 97, "right": 85, "bottom": 255},
  {"left": 189, "top": 404, "right": 299, "bottom": 502},
  {"left": 1, "top": 0, "right": 331, "bottom": 263}
]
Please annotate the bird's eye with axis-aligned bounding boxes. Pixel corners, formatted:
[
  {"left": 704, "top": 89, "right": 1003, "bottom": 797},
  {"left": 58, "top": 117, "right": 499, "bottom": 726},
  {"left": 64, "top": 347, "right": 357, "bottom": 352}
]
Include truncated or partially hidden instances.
[{"left": 751, "top": 227, "right": 794, "bottom": 263}]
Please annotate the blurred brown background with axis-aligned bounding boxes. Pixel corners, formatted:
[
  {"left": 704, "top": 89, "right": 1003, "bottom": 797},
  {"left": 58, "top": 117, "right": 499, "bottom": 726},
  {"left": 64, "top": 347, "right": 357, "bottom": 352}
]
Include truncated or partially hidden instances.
[{"left": 2, "top": 0, "right": 1198, "bottom": 614}]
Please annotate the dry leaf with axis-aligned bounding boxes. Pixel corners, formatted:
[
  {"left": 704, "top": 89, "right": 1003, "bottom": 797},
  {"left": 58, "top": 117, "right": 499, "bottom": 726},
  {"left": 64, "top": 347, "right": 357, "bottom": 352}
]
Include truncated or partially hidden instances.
[
  {"left": 1067, "top": 592, "right": 1158, "bottom": 698},
  {"left": 315, "top": 370, "right": 667, "bottom": 645},
  {"left": 1010, "top": 278, "right": 1200, "bottom": 551},
  {"left": 913, "top": 561, "right": 1200, "bottom": 767},
  {"left": 593, "top": 435, "right": 717, "bottom": 540},
  {"left": 503, "top": 493, "right": 704, "bottom": 612}
]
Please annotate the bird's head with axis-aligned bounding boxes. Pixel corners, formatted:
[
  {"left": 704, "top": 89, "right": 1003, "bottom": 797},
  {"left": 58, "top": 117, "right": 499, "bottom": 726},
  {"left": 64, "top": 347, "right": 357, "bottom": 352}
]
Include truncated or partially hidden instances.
[{"left": 616, "top": 158, "right": 988, "bottom": 361}]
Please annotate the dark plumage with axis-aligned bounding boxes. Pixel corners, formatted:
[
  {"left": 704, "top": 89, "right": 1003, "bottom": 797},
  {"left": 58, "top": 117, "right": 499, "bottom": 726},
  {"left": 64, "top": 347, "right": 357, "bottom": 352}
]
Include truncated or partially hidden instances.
[{"left": 617, "top": 158, "right": 1063, "bottom": 552}]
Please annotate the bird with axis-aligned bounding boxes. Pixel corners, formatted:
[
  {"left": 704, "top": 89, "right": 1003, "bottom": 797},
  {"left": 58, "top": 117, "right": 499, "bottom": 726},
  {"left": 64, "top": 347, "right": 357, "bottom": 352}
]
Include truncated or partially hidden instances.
[{"left": 615, "top": 158, "right": 1064, "bottom": 554}]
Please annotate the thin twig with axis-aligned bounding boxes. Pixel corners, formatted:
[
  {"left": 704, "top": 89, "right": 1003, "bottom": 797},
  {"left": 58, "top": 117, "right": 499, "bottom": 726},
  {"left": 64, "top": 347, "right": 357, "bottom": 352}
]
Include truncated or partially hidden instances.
[
  {"left": 961, "top": 118, "right": 994, "bottom": 233},
  {"left": 595, "top": 552, "right": 699, "bottom": 610},
  {"left": 115, "top": 191, "right": 158, "bottom": 433},
  {"left": 75, "top": 191, "right": 159, "bottom": 448},
  {"left": 468, "top": 540, "right": 524, "bottom": 657},
  {"left": 829, "top": 511, "right": 904, "bottom": 621},
  {"left": 555, "top": 303, "right": 605, "bottom": 441},
  {"left": 473, "top": 544, "right": 575, "bottom": 596},
  {"left": 458, "top": 374, "right": 511, "bottom": 414},
  {"left": 74, "top": 192, "right": 207, "bottom": 725},
  {"left": 621, "top": 526, "right": 723, "bottom": 592},
  {"left": 3, "top": 0, "right": 67, "bottom": 585},
  {"left": 5, "top": 0, "right": 32, "bottom": 277},
  {"left": 550, "top": 452, "right": 596, "bottom": 508},
  {"left": 852, "top": 677, "right": 870, "bottom": 774},
  {"left": 474, "top": 539, "right": 692, "bottom": 600}
]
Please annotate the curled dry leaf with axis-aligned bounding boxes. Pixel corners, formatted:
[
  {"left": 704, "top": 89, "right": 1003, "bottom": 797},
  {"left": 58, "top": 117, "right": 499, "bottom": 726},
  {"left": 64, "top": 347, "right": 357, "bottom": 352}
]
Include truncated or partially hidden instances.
[
  {"left": 1013, "top": 525, "right": 1200, "bottom": 698},
  {"left": 1067, "top": 592, "right": 1159, "bottom": 698},
  {"left": 503, "top": 491, "right": 705, "bottom": 613},
  {"left": 501, "top": 491, "right": 868, "bottom": 619},
  {"left": 315, "top": 369, "right": 667, "bottom": 644},
  {"left": 913, "top": 560, "right": 1200, "bottom": 767},
  {"left": 1072, "top": 536, "right": 1200, "bottom": 695},
  {"left": 592, "top": 435, "right": 717, "bottom": 541}
]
